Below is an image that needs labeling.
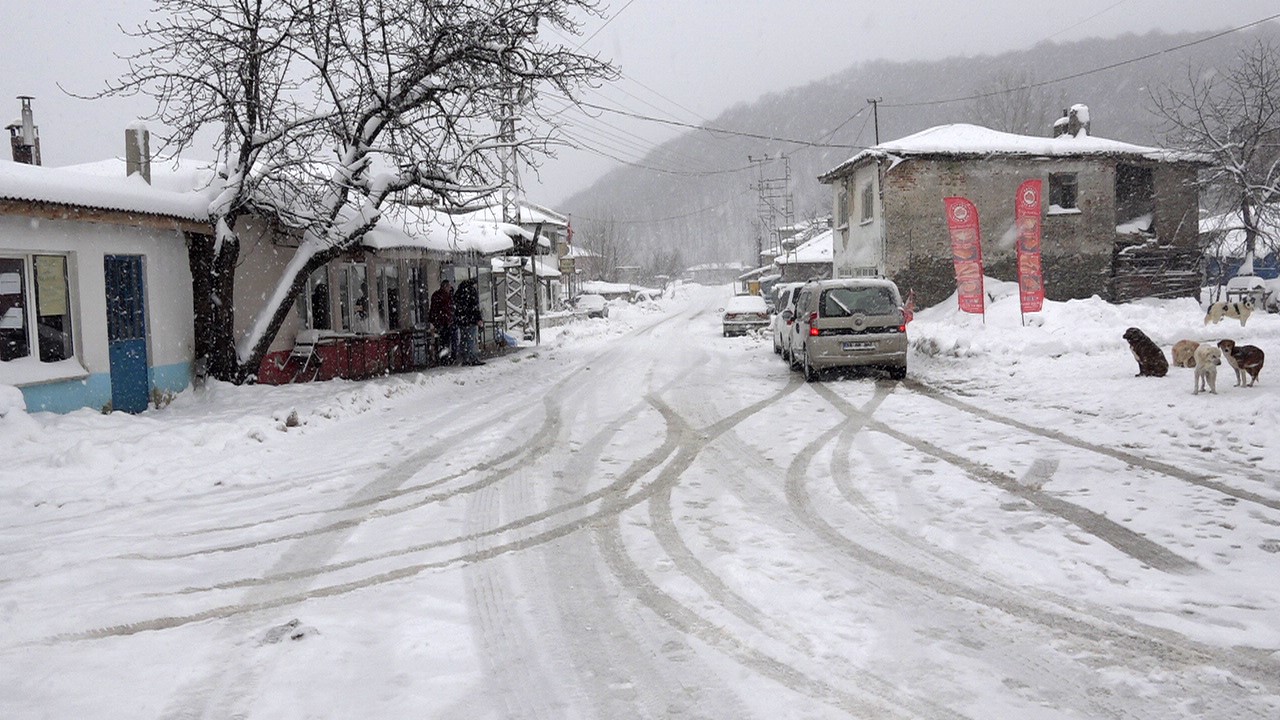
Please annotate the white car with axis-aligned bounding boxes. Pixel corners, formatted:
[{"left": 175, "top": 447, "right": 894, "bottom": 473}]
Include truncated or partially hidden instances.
[
  {"left": 721, "top": 294, "right": 769, "bottom": 336},
  {"left": 770, "top": 282, "right": 805, "bottom": 360},
  {"left": 576, "top": 294, "right": 609, "bottom": 318}
]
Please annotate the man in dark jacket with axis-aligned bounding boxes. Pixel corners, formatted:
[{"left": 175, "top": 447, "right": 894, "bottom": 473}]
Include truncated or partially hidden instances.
[
  {"left": 454, "top": 278, "right": 485, "bottom": 366},
  {"left": 428, "top": 278, "right": 455, "bottom": 364}
]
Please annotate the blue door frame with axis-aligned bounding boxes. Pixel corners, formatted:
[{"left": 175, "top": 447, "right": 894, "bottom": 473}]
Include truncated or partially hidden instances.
[{"left": 104, "top": 255, "right": 150, "bottom": 413}]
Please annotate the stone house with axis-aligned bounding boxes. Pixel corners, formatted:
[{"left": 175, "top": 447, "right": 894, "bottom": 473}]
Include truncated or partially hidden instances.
[{"left": 818, "top": 112, "right": 1209, "bottom": 306}]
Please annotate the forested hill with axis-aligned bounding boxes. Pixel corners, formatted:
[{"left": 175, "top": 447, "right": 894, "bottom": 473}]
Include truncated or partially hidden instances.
[{"left": 558, "top": 25, "right": 1280, "bottom": 269}]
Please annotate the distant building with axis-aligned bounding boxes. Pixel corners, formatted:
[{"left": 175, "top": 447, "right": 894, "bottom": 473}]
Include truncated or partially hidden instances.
[
  {"left": 683, "top": 262, "right": 748, "bottom": 285},
  {"left": 819, "top": 111, "right": 1209, "bottom": 305}
]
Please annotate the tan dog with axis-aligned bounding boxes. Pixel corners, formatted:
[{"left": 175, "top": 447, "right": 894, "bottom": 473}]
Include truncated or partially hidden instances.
[
  {"left": 1204, "top": 299, "right": 1254, "bottom": 327},
  {"left": 1193, "top": 344, "right": 1221, "bottom": 394},
  {"left": 1171, "top": 339, "right": 1201, "bottom": 368},
  {"left": 1217, "top": 339, "right": 1266, "bottom": 387}
]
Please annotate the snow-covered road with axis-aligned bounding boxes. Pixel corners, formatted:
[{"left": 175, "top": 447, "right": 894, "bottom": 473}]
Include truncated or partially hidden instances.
[{"left": 3, "top": 283, "right": 1279, "bottom": 718}]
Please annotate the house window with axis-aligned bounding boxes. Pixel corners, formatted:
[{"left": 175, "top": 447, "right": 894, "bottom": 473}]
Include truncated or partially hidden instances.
[
  {"left": 1049, "top": 172, "right": 1078, "bottom": 211},
  {"left": 860, "top": 182, "right": 875, "bottom": 223},
  {"left": 298, "top": 266, "right": 331, "bottom": 331},
  {"left": 377, "top": 262, "right": 400, "bottom": 330},
  {"left": 408, "top": 265, "right": 429, "bottom": 327},
  {"left": 338, "top": 263, "right": 370, "bottom": 333},
  {"left": 1, "top": 254, "right": 74, "bottom": 363},
  {"left": 836, "top": 188, "right": 849, "bottom": 228}
]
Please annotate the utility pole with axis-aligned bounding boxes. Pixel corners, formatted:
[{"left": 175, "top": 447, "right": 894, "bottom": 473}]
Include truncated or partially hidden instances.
[
  {"left": 867, "top": 97, "right": 882, "bottom": 145},
  {"left": 748, "top": 154, "right": 794, "bottom": 265},
  {"left": 498, "top": 83, "right": 532, "bottom": 342}
]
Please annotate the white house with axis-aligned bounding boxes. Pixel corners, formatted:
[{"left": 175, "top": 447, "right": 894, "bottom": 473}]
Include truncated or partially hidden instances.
[{"left": 0, "top": 143, "right": 213, "bottom": 413}]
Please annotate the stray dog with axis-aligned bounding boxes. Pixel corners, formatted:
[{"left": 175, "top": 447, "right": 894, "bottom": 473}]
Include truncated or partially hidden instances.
[
  {"left": 1171, "top": 339, "right": 1201, "bottom": 368},
  {"left": 1217, "top": 339, "right": 1266, "bottom": 387},
  {"left": 1204, "top": 298, "right": 1254, "bottom": 327},
  {"left": 1122, "top": 327, "right": 1169, "bottom": 377},
  {"left": 1192, "top": 344, "right": 1221, "bottom": 394}
]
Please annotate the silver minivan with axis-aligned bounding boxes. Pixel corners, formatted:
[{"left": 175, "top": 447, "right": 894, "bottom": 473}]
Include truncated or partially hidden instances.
[{"left": 785, "top": 278, "right": 908, "bottom": 381}]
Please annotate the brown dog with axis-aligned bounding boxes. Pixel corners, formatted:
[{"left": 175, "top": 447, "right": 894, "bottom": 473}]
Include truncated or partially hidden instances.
[
  {"left": 1217, "top": 339, "right": 1265, "bottom": 387},
  {"left": 1123, "top": 327, "right": 1168, "bottom": 377},
  {"left": 1171, "top": 339, "right": 1201, "bottom": 368}
]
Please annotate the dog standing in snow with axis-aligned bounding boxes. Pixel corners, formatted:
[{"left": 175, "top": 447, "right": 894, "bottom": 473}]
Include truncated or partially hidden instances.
[
  {"left": 1192, "top": 344, "right": 1221, "bottom": 394},
  {"left": 1122, "top": 327, "right": 1168, "bottom": 377},
  {"left": 1204, "top": 299, "right": 1254, "bottom": 327},
  {"left": 1171, "top": 339, "right": 1201, "bottom": 368},
  {"left": 1217, "top": 339, "right": 1266, "bottom": 387}
]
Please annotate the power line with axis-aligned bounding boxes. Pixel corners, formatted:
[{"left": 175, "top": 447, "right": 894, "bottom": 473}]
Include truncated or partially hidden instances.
[
  {"left": 565, "top": 96, "right": 867, "bottom": 149},
  {"left": 1039, "top": 0, "right": 1133, "bottom": 43},
  {"left": 884, "top": 12, "right": 1280, "bottom": 109},
  {"left": 568, "top": 189, "right": 752, "bottom": 225}
]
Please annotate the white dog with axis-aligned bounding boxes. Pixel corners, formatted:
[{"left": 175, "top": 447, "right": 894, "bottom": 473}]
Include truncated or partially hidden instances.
[
  {"left": 1204, "top": 299, "right": 1254, "bottom": 327},
  {"left": 1193, "top": 344, "right": 1222, "bottom": 395}
]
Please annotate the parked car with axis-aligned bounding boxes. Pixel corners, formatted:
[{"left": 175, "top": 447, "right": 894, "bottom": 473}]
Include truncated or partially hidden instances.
[
  {"left": 576, "top": 293, "right": 609, "bottom": 318},
  {"left": 770, "top": 282, "right": 805, "bottom": 359},
  {"left": 787, "top": 278, "right": 908, "bottom": 381},
  {"left": 721, "top": 294, "right": 769, "bottom": 336}
]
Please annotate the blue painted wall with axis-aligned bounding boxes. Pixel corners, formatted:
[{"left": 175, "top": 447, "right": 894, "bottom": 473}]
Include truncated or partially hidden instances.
[{"left": 17, "top": 360, "right": 190, "bottom": 414}]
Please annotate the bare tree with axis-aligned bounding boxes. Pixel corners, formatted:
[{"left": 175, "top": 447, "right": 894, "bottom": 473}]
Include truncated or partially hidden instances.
[
  {"left": 968, "top": 68, "right": 1063, "bottom": 136},
  {"left": 102, "top": 0, "right": 613, "bottom": 381},
  {"left": 1152, "top": 39, "right": 1280, "bottom": 264},
  {"left": 576, "top": 216, "right": 631, "bottom": 281}
]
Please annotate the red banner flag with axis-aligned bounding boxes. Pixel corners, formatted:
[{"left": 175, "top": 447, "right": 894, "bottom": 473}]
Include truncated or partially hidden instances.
[
  {"left": 943, "top": 197, "right": 985, "bottom": 314},
  {"left": 1015, "top": 180, "right": 1045, "bottom": 313}
]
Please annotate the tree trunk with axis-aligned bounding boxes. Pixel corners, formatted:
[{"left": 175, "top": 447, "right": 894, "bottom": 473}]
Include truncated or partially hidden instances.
[
  {"left": 187, "top": 234, "right": 241, "bottom": 382},
  {"left": 233, "top": 247, "right": 342, "bottom": 382}
]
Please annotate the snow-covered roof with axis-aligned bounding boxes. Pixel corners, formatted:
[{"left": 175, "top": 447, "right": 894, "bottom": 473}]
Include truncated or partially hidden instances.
[
  {"left": 1200, "top": 206, "right": 1280, "bottom": 258},
  {"left": 775, "top": 229, "right": 833, "bottom": 266},
  {"left": 0, "top": 158, "right": 216, "bottom": 222},
  {"left": 687, "top": 261, "right": 748, "bottom": 272},
  {"left": 819, "top": 123, "right": 1209, "bottom": 182},
  {"left": 563, "top": 244, "right": 597, "bottom": 259},
  {"left": 362, "top": 208, "right": 525, "bottom": 256}
]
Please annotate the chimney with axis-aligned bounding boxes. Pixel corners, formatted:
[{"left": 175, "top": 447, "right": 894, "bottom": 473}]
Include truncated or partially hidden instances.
[
  {"left": 125, "top": 123, "right": 151, "bottom": 184},
  {"left": 1052, "top": 105, "right": 1092, "bottom": 138},
  {"left": 8, "top": 96, "right": 42, "bottom": 165},
  {"left": 1067, "top": 104, "right": 1090, "bottom": 137}
]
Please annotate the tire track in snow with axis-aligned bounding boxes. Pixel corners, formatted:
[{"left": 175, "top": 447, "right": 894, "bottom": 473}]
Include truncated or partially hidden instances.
[
  {"left": 785, "top": 383, "right": 1280, "bottom": 703},
  {"left": 813, "top": 383, "right": 1199, "bottom": 573},
  {"left": 46, "top": 398, "right": 687, "bottom": 641},
  {"left": 584, "top": 381, "right": 954, "bottom": 719},
  {"left": 903, "top": 379, "right": 1280, "bottom": 513}
]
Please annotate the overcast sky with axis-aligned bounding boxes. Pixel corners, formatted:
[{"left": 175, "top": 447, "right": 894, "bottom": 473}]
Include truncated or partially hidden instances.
[{"left": 3, "top": 1, "right": 1277, "bottom": 205}]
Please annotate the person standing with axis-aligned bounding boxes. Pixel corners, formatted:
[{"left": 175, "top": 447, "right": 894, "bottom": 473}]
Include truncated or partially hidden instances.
[
  {"left": 454, "top": 277, "right": 485, "bottom": 366},
  {"left": 428, "top": 277, "right": 455, "bottom": 364}
]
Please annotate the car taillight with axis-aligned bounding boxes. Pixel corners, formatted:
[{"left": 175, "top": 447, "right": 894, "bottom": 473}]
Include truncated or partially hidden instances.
[
  {"left": 809, "top": 325, "right": 820, "bottom": 336},
  {"left": 898, "top": 324, "right": 907, "bottom": 333}
]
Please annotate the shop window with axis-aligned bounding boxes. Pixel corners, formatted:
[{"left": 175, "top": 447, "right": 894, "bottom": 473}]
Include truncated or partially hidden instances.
[
  {"left": 1, "top": 254, "right": 74, "bottom": 363},
  {"left": 1049, "top": 172, "right": 1078, "bottom": 211}
]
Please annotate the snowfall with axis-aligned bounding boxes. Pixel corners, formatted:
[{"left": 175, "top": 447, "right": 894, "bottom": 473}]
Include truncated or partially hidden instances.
[{"left": 2, "top": 280, "right": 1279, "bottom": 719}]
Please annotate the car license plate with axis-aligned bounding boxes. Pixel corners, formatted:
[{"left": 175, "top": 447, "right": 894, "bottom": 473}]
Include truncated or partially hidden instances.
[{"left": 843, "top": 341, "right": 875, "bottom": 351}]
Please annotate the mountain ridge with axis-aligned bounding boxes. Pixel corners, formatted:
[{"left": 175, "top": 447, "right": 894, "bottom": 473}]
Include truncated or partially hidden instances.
[{"left": 560, "top": 25, "right": 1280, "bottom": 268}]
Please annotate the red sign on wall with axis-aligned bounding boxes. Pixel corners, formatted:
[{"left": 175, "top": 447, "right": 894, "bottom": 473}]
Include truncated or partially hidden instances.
[
  {"left": 943, "top": 197, "right": 986, "bottom": 315},
  {"left": 1015, "top": 180, "right": 1045, "bottom": 313}
]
